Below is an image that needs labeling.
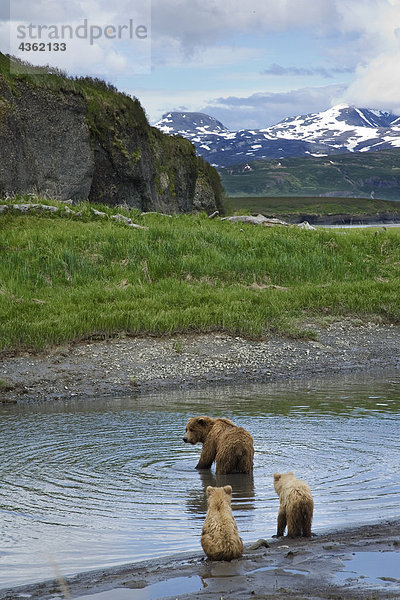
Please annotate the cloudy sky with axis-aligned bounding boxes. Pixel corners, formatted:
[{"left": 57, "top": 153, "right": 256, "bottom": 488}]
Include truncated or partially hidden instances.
[{"left": 2, "top": 0, "right": 400, "bottom": 129}]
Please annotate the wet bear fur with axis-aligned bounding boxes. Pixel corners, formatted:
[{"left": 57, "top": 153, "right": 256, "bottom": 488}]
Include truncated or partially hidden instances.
[
  {"left": 183, "top": 416, "right": 254, "bottom": 474},
  {"left": 273, "top": 471, "right": 314, "bottom": 538},
  {"left": 201, "top": 485, "right": 244, "bottom": 561}
]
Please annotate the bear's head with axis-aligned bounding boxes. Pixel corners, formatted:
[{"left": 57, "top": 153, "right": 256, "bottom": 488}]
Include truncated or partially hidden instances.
[
  {"left": 183, "top": 416, "right": 215, "bottom": 444},
  {"left": 273, "top": 471, "right": 294, "bottom": 494},
  {"left": 206, "top": 485, "right": 232, "bottom": 509}
]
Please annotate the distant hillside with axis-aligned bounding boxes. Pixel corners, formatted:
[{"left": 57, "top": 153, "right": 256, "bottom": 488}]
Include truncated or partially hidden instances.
[
  {"left": 0, "top": 54, "right": 223, "bottom": 213},
  {"left": 227, "top": 195, "right": 400, "bottom": 224},
  {"left": 219, "top": 148, "right": 400, "bottom": 201}
]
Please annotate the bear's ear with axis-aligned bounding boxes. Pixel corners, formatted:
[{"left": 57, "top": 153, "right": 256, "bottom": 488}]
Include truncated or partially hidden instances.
[
  {"left": 206, "top": 486, "right": 214, "bottom": 496},
  {"left": 288, "top": 471, "right": 294, "bottom": 476},
  {"left": 273, "top": 473, "right": 281, "bottom": 481},
  {"left": 224, "top": 485, "right": 232, "bottom": 495},
  {"left": 197, "top": 417, "right": 206, "bottom": 425}
]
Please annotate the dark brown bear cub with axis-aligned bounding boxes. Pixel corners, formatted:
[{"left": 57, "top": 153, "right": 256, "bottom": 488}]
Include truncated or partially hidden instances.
[{"left": 183, "top": 416, "right": 254, "bottom": 474}]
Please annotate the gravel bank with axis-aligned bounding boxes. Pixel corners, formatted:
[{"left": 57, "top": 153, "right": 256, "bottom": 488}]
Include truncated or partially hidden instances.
[{"left": 1, "top": 319, "right": 400, "bottom": 403}]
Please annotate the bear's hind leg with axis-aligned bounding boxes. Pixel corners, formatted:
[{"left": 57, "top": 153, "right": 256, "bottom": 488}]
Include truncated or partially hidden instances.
[
  {"left": 276, "top": 507, "right": 287, "bottom": 537},
  {"left": 302, "top": 513, "right": 312, "bottom": 537},
  {"left": 215, "top": 447, "right": 237, "bottom": 474}
]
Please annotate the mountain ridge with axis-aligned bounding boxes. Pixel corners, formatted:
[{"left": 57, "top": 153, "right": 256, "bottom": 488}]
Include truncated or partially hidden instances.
[{"left": 155, "top": 105, "right": 400, "bottom": 167}]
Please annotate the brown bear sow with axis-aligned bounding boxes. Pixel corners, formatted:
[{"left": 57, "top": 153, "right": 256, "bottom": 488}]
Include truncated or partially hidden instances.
[
  {"left": 183, "top": 416, "right": 254, "bottom": 474},
  {"left": 273, "top": 471, "right": 314, "bottom": 538},
  {"left": 201, "top": 485, "right": 244, "bottom": 561}
]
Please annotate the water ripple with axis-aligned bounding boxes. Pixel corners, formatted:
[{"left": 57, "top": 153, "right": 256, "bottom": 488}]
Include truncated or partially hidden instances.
[{"left": 0, "top": 377, "right": 399, "bottom": 588}]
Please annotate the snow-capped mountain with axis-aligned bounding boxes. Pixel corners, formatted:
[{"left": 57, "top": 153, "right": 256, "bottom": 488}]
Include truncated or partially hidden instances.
[
  {"left": 154, "top": 105, "right": 400, "bottom": 167},
  {"left": 156, "top": 112, "right": 229, "bottom": 137}
]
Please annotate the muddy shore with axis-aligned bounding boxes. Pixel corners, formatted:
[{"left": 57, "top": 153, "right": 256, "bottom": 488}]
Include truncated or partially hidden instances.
[
  {"left": 1, "top": 319, "right": 400, "bottom": 404},
  {"left": 1, "top": 521, "right": 399, "bottom": 600}
]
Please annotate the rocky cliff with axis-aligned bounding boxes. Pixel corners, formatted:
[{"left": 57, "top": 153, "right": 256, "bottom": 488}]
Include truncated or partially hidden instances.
[{"left": 0, "top": 54, "right": 223, "bottom": 213}]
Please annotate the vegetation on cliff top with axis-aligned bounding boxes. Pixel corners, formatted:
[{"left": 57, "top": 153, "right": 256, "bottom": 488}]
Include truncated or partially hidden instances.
[
  {"left": 0, "top": 197, "right": 399, "bottom": 353},
  {"left": 0, "top": 52, "right": 148, "bottom": 128}
]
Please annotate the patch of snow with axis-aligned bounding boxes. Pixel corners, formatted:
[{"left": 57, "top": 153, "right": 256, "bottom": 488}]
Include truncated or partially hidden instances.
[{"left": 157, "top": 125, "right": 174, "bottom": 133}]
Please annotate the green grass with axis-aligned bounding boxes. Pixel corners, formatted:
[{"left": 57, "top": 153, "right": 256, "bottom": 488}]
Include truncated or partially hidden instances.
[
  {"left": 0, "top": 52, "right": 149, "bottom": 132},
  {"left": 1, "top": 198, "right": 400, "bottom": 353},
  {"left": 227, "top": 195, "right": 400, "bottom": 217},
  {"left": 220, "top": 148, "right": 400, "bottom": 201}
]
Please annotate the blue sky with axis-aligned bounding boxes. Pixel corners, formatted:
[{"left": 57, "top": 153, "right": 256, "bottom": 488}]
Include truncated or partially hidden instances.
[{"left": 2, "top": 0, "right": 400, "bottom": 129}]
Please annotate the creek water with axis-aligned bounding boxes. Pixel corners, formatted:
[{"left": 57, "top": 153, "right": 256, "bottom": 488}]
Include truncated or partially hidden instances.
[{"left": 1, "top": 375, "right": 399, "bottom": 589}]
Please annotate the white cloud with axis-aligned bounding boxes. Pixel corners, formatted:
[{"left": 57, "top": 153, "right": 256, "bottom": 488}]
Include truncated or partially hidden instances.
[
  {"left": 151, "top": 36, "right": 260, "bottom": 68},
  {"left": 134, "top": 87, "right": 230, "bottom": 125},
  {"left": 338, "top": 51, "right": 400, "bottom": 113},
  {"left": 261, "top": 63, "right": 353, "bottom": 78},
  {"left": 151, "top": 0, "right": 339, "bottom": 47},
  {"left": 104, "top": 48, "right": 128, "bottom": 74},
  {"left": 333, "top": 0, "right": 400, "bottom": 112},
  {"left": 1, "top": 0, "right": 150, "bottom": 76},
  {"left": 148, "top": 0, "right": 400, "bottom": 118},
  {"left": 143, "top": 84, "right": 345, "bottom": 130}
]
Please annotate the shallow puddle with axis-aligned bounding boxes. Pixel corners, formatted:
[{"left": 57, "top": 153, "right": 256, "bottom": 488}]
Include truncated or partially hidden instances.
[
  {"left": 248, "top": 565, "right": 308, "bottom": 576},
  {"left": 1, "top": 375, "right": 400, "bottom": 588},
  {"left": 335, "top": 551, "right": 400, "bottom": 584},
  {"left": 74, "top": 575, "right": 204, "bottom": 600}
]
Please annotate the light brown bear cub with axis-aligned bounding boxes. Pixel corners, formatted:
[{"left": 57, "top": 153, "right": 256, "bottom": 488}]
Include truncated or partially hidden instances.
[
  {"left": 183, "top": 416, "right": 254, "bottom": 474},
  {"left": 273, "top": 471, "right": 314, "bottom": 538},
  {"left": 201, "top": 485, "right": 244, "bottom": 561}
]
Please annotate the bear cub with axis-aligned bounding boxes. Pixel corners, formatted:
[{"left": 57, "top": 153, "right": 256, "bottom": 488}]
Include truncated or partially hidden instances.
[
  {"left": 273, "top": 471, "right": 314, "bottom": 538},
  {"left": 201, "top": 485, "right": 244, "bottom": 561},
  {"left": 183, "top": 416, "right": 254, "bottom": 474}
]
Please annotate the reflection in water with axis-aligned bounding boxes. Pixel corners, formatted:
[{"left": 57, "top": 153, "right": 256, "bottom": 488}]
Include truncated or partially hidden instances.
[
  {"left": 335, "top": 551, "right": 400, "bottom": 583},
  {"left": 0, "top": 375, "right": 399, "bottom": 588},
  {"left": 75, "top": 576, "right": 205, "bottom": 600},
  {"left": 186, "top": 470, "right": 255, "bottom": 515}
]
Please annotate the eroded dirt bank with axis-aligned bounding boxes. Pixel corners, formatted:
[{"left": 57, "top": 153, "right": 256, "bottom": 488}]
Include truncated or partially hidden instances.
[{"left": 1, "top": 320, "right": 400, "bottom": 403}]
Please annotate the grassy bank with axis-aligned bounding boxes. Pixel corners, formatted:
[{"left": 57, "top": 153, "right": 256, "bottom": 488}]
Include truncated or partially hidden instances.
[{"left": 1, "top": 198, "right": 400, "bottom": 353}]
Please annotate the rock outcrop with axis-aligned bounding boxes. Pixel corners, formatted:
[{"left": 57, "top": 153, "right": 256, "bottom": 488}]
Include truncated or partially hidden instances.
[
  {"left": 0, "top": 75, "right": 93, "bottom": 201},
  {"left": 221, "top": 214, "right": 316, "bottom": 229},
  {"left": 0, "top": 54, "right": 223, "bottom": 213}
]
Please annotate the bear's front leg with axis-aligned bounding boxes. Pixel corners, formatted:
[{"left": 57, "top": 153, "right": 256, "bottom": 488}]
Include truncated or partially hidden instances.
[
  {"left": 276, "top": 507, "right": 287, "bottom": 537},
  {"left": 196, "top": 437, "right": 216, "bottom": 470}
]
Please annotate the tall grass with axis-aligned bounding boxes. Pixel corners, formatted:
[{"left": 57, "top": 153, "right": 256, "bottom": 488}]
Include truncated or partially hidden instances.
[{"left": 1, "top": 200, "right": 399, "bottom": 352}]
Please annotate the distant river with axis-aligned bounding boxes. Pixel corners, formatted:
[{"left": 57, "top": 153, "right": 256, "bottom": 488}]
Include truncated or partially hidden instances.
[
  {"left": 318, "top": 223, "right": 400, "bottom": 228},
  {"left": 1, "top": 375, "right": 399, "bottom": 589}
]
